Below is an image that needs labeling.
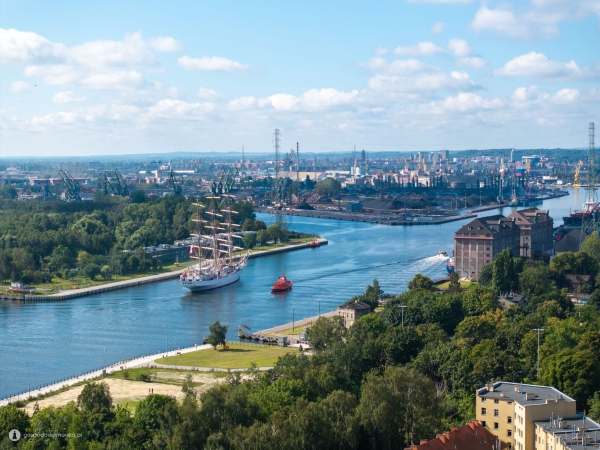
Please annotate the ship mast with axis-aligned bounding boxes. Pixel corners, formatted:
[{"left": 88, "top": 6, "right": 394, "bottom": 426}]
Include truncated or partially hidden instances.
[{"left": 190, "top": 201, "right": 206, "bottom": 263}]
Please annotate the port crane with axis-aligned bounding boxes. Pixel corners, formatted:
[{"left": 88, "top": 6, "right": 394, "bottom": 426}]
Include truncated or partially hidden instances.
[
  {"left": 168, "top": 168, "right": 183, "bottom": 196},
  {"left": 57, "top": 169, "right": 81, "bottom": 202},
  {"left": 98, "top": 169, "right": 129, "bottom": 196}
]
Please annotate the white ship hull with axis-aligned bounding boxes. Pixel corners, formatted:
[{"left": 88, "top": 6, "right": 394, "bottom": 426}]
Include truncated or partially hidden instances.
[{"left": 181, "top": 269, "right": 241, "bottom": 292}]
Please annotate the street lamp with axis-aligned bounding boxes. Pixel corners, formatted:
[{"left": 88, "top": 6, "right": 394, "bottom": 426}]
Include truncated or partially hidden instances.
[
  {"left": 163, "top": 325, "right": 169, "bottom": 355},
  {"left": 292, "top": 306, "right": 295, "bottom": 331},
  {"left": 533, "top": 328, "right": 544, "bottom": 379},
  {"left": 398, "top": 305, "right": 407, "bottom": 326}
]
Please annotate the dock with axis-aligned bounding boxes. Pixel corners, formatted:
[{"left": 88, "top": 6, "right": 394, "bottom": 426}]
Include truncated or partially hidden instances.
[{"left": 238, "top": 310, "right": 337, "bottom": 345}]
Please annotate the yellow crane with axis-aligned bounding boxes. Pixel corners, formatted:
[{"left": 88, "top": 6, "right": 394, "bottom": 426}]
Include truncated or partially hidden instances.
[{"left": 574, "top": 160, "right": 583, "bottom": 186}]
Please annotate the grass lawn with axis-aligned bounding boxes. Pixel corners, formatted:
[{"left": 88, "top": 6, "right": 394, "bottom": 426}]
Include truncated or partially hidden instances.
[
  {"left": 437, "top": 280, "right": 476, "bottom": 290},
  {"left": 156, "top": 343, "right": 295, "bottom": 368}
]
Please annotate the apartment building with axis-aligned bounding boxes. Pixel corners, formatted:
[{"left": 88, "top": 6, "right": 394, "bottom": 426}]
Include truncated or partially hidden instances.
[
  {"left": 534, "top": 415, "right": 600, "bottom": 450},
  {"left": 476, "top": 382, "right": 577, "bottom": 450}
]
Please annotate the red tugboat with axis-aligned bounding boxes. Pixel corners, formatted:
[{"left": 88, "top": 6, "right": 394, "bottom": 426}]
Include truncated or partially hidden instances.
[
  {"left": 308, "top": 240, "right": 321, "bottom": 248},
  {"left": 271, "top": 269, "right": 293, "bottom": 293}
]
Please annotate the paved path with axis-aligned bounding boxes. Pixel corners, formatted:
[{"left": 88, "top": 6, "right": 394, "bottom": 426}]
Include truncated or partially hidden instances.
[
  {"left": 0, "top": 344, "right": 211, "bottom": 407},
  {"left": 257, "top": 310, "right": 337, "bottom": 334}
]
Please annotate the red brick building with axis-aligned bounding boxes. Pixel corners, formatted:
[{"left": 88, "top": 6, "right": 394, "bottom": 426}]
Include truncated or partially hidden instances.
[
  {"left": 454, "top": 215, "right": 520, "bottom": 280},
  {"left": 506, "top": 208, "right": 553, "bottom": 259}
]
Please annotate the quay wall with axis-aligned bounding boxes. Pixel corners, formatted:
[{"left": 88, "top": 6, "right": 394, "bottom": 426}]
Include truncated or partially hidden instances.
[{"left": 14, "top": 238, "right": 328, "bottom": 302}]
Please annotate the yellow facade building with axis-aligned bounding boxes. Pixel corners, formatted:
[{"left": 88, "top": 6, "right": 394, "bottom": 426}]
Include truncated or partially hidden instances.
[{"left": 476, "top": 382, "right": 577, "bottom": 450}]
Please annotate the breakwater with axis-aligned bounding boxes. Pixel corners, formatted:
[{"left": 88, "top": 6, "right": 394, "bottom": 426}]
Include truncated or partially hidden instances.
[{"left": 9, "top": 238, "right": 328, "bottom": 302}]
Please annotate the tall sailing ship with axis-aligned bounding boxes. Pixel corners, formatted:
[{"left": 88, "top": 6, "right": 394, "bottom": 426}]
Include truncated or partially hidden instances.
[{"left": 180, "top": 182, "right": 249, "bottom": 292}]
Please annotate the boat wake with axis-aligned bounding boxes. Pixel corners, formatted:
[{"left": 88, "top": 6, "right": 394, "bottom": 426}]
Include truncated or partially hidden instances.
[{"left": 294, "top": 253, "right": 448, "bottom": 286}]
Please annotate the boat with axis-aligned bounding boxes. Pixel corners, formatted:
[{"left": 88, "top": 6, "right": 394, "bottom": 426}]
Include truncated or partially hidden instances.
[
  {"left": 439, "top": 249, "right": 447, "bottom": 256},
  {"left": 9, "top": 282, "right": 36, "bottom": 294},
  {"left": 446, "top": 258, "right": 455, "bottom": 274},
  {"left": 308, "top": 241, "right": 321, "bottom": 248},
  {"left": 271, "top": 269, "right": 293, "bottom": 293},
  {"left": 180, "top": 182, "right": 250, "bottom": 292}
]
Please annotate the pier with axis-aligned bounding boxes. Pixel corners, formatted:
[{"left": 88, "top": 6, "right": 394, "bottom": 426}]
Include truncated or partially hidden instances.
[{"left": 6, "top": 238, "right": 328, "bottom": 302}]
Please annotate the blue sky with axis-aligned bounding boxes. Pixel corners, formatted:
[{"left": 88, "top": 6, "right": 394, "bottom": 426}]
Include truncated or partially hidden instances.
[{"left": 1, "top": 0, "right": 599, "bottom": 156}]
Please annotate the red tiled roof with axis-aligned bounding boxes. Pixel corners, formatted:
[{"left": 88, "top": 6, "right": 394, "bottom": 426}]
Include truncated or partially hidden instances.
[{"left": 405, "top": 421, "right": 509, "bottom": 450}]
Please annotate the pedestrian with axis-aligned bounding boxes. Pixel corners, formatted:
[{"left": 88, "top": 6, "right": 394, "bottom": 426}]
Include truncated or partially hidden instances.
[{"left": 152, "top": 388, "right": 154, "bottom": 394}]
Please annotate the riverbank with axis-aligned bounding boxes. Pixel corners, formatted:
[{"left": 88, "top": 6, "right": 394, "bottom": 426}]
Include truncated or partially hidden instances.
[
  {"left": 256, "top": 206, "right": 476, "bottom": 225},
  {"left": 7, "top": 237, "right": 327, "bottom": 302}
]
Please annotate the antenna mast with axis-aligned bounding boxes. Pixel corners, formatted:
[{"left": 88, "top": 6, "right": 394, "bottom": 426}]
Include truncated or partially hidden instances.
[
  {"left": 296, "top": 142, "right": 300, "bottom": 186},
  {"left": 581, "top": 122, "right": 598, "bottom": 247}
]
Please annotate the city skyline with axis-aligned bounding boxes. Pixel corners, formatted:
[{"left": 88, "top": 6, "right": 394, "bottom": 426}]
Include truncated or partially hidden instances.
[{"left": 1, "top": 0, "right": 599, "bottom": 156}]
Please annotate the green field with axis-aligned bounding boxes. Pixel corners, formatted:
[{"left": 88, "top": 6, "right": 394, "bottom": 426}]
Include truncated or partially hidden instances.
[{"left": 156, "top": 343, "right": 295, "bottom": 368}]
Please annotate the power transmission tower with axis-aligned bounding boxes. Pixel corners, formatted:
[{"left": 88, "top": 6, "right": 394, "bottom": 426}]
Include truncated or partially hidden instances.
[
  {"left": 270, "top": 129, "right": 285, "bottom": 226},
  {"left": 581, "top": 122, "right": 598, "bottom": 248}
]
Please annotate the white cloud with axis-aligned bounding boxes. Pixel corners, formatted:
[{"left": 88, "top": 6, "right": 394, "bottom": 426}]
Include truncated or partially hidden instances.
[
  {"left": 447, "top": 39, "right": 487, "bottom": 68},
  {"left": 197, "top": 87, "right": 222, "bottom": 101},
  {"left": 494, "top": 52, "right": 594, "bottom": 80},
  {"left": 2, "top": 29, "right": 184, "bottom": 90},
  {"left": 425, "top": 92, "right": 504, "bottom": 114},
  {"left": 10, "top": 81, "right": 31, "bottom": 92},
  {"left": 471, "top": 6, "right": 559, "bottom": 39},
  {"left": 226, "top": 96, "right": 258, "bottom": 110},
  {"left": 408, "top": 0, "right": 473, "bottom": 4},
  {"left": 266, "top": 93, "right": 299, "bottom": 111},
  {"left": 143, "top": 99, "right": 215, "bottom": 120},
  {"left": 178, "top": 55, "right": 249, "bottom": 72},
  {"left": 552, "top": 88, "right": 580, "bottom": 104},
  {"left": 392, "top": 42, "right": 443, "bottom": 56},
  {"left": 0, "top": 28, "right": 66, "bottom": 64},
  {"left": 368, "top": 71, "right": 481, "bottom": 94},
  {"left": 431, "top": 22, "right": 446, "bottom": 34},
  {"left": 448, "top": 38, "right": 471, "bottom": 58},
  {"left": 362, "top": 57, "right": 429, "bottom": 75},
  {"left": 148, "top": 37, "right": 182, "bottom": 52},
  {"left": 299, "top": 88, "right": 359, "bottom": 110},
  {"left": 52, "top": 91, "right": 86, "bottom": 104},
  {"left": 25, "top": 66, "right": 146, "bottom": 90}
]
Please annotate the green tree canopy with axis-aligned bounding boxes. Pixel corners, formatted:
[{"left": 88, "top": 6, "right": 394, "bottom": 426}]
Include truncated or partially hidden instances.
[{"left": 208, "top": 321, "right": 227, "bottom": 349}]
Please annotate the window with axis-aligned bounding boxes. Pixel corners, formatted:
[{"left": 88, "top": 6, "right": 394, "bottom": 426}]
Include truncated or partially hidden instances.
[
  {"left": 494, "top": 423, "right": 499, "bottom": 430},
  {"left": 507, "top": 430, "right": 512, "bottom": 437},
  {"left": 481, "top": 408, "right": 487, "bottom": 415},
  {"left": 508, "top": 416, "right": 512, "bottom": 424},
  {"left": 494, "top": 409, "right": 499, "bottom": 417},
  {"left": 481, "top": 398, "right": 487, "bottom": 403},
  {"left": 494, "top": 399, "right": 499, "bottom": 404},
  {"left": 481, "top": 421, "right": 486, "bottom": 427}
]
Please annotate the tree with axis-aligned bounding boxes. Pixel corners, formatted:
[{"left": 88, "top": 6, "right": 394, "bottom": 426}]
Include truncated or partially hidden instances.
[
  {"left": 257, "top": 229, "right": 269, "bottom": 246},
  {"left": 540, "top": 349, "right": 600, "bottom": 410},
  {"left": 0, "top": 404, "right": 30, "bottom": 442},
  {"left": 448, "top": 271, "right": 461, "bottom": 292},
  {"left": 492, "top": 248, "right": 519, "bottom": 294},
  {"left": 408, "top": 274, "right": 434, "bottom": 291},
  {"left": 307, "top": 316, "right": 346, "bottom": 352},
  {"left": 82, "top": 263, "right": 101, "bottom": 280},
  {"left": 582, "top": 231, "right": 600, "bottom": 261},
  {"left": 267, "top": 224, "right": 283, "bottom": 243},
  {"left": 208, "top": 321, "right": 227, "bottom": 349},
  {"left": 130, "top": 190, "right": 146, "bottom": 203},
  {"left": 363, "top": 279, "right": 383, "bottom": 309},
  {"left": 242, "top": 233, "right": 256, "bottom": 249},
  {"left": 357, "top": 366, "right": 442, "bottom": 449},
  {"left": 100, "top": 265, "right": 112, "bottom": 280},
  {"left": 314, "top": 179, "right": 341, "bottom": 197},
  {"left": 478, "top": 262, "right": 493, "bottom": 286},
  {"left": 77, "top": 382, "right": 113, "bottom": 414}
]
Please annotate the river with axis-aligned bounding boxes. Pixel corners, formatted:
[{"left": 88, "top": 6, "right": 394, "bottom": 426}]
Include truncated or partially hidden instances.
[{"left": 0, "top": 188, "right": 585, "bottom": 399}]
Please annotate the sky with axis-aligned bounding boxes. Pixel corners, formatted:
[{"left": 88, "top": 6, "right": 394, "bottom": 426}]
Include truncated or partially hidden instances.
[{"left": 0, "top": 0, "right": 599, "bottom": 157}]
